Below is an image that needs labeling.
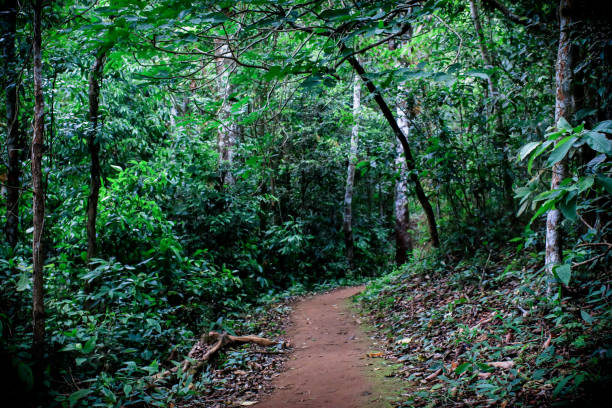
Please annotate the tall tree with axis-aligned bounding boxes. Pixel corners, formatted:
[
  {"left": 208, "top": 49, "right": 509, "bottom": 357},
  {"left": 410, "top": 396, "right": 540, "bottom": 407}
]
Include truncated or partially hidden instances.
[
  {"left": 468, "top": 0, "right": 513, "bottom": 209},
  {"left": 394, "top": 94, "right": 413, "bottom": 264},
  {"left": 1, "top": 0, "right": 21, "bottom": 249},
  {"left": 346, "top": 55, "right": 440, "bottom": 248},
  {"left": 86, "top": 51, "right": 106, "bottom": 264},
  {"left": 343, "top": 73, "right": 361, "bottom": 267},
  {"left": 214, "top": 33, "right": 239, "bottom": 186},
  {"left": 546, "top": 0, "right": 576, "bottom": 291},
  {"left": 31, "top": 0, "right": 46, "bottom": 386}
]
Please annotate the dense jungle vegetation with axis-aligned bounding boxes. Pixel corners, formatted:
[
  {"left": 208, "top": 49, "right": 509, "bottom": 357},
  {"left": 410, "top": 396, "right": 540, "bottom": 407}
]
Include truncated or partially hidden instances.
[{"left": 0, "top": 0, "right": 611, "bottom": 406}]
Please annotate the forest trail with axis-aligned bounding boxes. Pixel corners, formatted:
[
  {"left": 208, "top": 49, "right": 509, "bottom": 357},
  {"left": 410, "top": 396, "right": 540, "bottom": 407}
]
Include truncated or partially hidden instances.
[{"left": 258, "top": 286, "right": 398, "bottom": 408}]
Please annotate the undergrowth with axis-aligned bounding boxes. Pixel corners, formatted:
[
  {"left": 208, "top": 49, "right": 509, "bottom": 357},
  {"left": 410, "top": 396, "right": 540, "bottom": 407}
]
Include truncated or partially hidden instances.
[{"left": 357, "top": 249, "right": 612, "bottom": 407}]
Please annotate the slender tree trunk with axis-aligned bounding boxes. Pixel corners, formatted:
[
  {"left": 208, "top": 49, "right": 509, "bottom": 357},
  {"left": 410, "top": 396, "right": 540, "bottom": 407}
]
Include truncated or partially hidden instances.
[
  {"left": 343, "top": 74, "right": 361, "bottom": 267},
  {"left": 546, "top": 0, "right": 576, "bottom": 293},
  {"left": 86, "top": 52, "right": 106, "bottom": 264},
  {"left": 32, "top": 0, "right": 46, "bottom": 387},
  {"left": 2, "top": 0, "right": 21, "bottom": 249},
  {"left": 214, "top": 35, "right": 239, "bottom": 186},
  {"left": 468, "top": 0, "right": 514, "bottom": 210},
  {"left": 346, "top": 55, "right": 440, "bottom": 248},
  {"left": 394, "top": 93, "right": 413, "bottom": 264}
]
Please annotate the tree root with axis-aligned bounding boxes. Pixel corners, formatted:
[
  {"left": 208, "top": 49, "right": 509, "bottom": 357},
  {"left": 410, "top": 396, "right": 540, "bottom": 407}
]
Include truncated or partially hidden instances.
[{"left": 151, "top": 331, "right": 277, "bottom": 383}]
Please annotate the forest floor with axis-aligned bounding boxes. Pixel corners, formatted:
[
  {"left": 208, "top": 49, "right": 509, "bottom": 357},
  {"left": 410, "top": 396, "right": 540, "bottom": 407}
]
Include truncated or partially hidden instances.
[{"left": 257, "top": 286, "right": 403, "bottom": 408}]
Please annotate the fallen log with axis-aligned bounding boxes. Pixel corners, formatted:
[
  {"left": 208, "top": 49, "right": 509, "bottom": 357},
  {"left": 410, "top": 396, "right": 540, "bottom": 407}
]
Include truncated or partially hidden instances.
[{"left": 151, "top": 331, "right": 278, "bottom": 383}]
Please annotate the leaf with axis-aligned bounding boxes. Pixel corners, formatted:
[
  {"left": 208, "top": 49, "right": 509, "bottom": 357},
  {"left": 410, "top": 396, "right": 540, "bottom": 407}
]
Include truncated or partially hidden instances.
[
  {"left": 396, "top": 337, "right": 412, "bottom": 344},
  {"left": 557, "top": 117, "right": 572, "bottom": 131},
  {"left": 17, "top": 361, "right": 33, "bottom": 390},
  {"left": 596, "top": 174, "right": 612, "bottom": 194},
  {"left": 584, "top": 131, "right": 612, "bottom": 154},
  {"left": 546, "top": 136, "right": 577, "bottom": 166},
  {"left": 240, "top": 402, "right": 258, "bottom": 406},
  {"left": 16, "top": 273, "right": 30, "bottom": 292},
  {"left": 518, "top": 142, "right": 541, "bottom": 161},
  {"left": 553, "top": 264, "right": 571, "bottom": 286},
  {"left": 593, "top": 119, "right": 612, "bottom": 133},
  {"left": 580, "top": 310, "right": 594, "bottom": 324},
  {"left": 558, "top": 195, "right": 577, "bottom": 221},
  {"left": 455, "top": 362, "right": 472, "bottom": 374},
  {"left": 528, "top": 140, "right": 553, "bottom": 173},
  {"left": 553, "top": 374, "right": 574, "bottom": 397},
  {"left": 69, "top": 389, "right": 92, "bottom": 408}
]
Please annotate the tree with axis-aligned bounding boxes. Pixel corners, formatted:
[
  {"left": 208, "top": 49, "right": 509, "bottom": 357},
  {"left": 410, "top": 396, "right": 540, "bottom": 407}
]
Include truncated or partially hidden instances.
[
  {"left": 545, "top": 0, "right": 576, "bottom": 291},
  {"left": 346, "top": 55, "right": 440, "bottom": 248},
  {"left": 31, "top": 0, "right": 46, "bottom": 387},
  {"left": 1, "top": 0, "right": 21, "bottom": 249},
  {"left": 215, "top": 31, "right": 239, "bottom": 186},
  {"left": 86, "top": 51, "right": 106, "bottom": 264},
  {"left": 343, "top": 73, "right": 361, "bottom": 267},
  {"left": 468, "top": 0, "right": 513, "bottom": 210}
]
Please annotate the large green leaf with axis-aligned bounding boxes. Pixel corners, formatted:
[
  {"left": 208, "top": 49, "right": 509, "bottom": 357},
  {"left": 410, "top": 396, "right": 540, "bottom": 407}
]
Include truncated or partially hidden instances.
[
  {"left": 518, "top": 141, "right": 541, "bottom": 161},
  {"left": 546, "top": 136, "right": 577, "bottom": 166},
  {"left": 553, "top": 264, "right": 571, "bottom": 286},
  {"left": 596, "top": 174, "right": 612, "bottom": 194},
  {"left": 584, "top": 131, "right": 612, "bottom": 154}
]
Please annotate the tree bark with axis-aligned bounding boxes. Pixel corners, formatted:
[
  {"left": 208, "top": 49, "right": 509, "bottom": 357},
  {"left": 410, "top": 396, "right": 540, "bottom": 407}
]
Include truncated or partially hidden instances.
[
  {"left": 546, "top": 0, "right": 576, "bottom": 292},
  {"left": 86, "top": 52, "right": 106, "bottom": 264},
  {"left": 214, "top": 35, "right": 240, "bottom": 186},
  {"left": 32, "top": 0, "right": 46, "bottom": 387},
  {"left": 394, "top": 93, "right": 413, "bottom": 264},
  {"left": 469, "top": 0, "right": 514, "bottom": 210},
  {"left": 343, "top": 74, "right": 361, "bottom": 267},
  {"left": 2, "top": 0, "right": 21, "bottom": 249},
  {"left": 345, "top": 55, "right": 440, "bottom": 248}
]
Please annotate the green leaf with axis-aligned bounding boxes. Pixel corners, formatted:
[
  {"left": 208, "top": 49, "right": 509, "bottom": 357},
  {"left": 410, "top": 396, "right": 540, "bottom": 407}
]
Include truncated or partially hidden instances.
[
  {"left": 584, "top": 131, "right": 612, "bottom": 154},
  {"left": 593, "top": 119, "right": 612, "bottom": 133},
  {"left": 528, "top": 199, "right": 554, "bottom": 225},
  {"left": 553, "top": 264, "right": 571, "bottom": 286},
  {"left": 553, "top": 374, "right": 574, "bottom": 397},
  {"left": 596, "top": 174, "right": 612, "bottom": 194},
  {"left": 558, "top": 195, "right": 577, "bottom": 221},
  {"left": 557, "top": 117, "right": 572, "bottom": 131},
  {"left": 123, "top": 383, "right": 133, "bottom": 396},
  {"left": 16, "top": 273, "right": 30, "bottom": 292},
  {"left": 455, "top": 362, "right": 472, "bottom": 375},
  {"left": 518, "top": 142, "right": 541, "bottom": 161},
  {"left": 69, "top": 389, "right": 92, "bottom": 408},
  {"left": 546, "top": 136, "right": 577, "bottom": 166},
  {"left": 528, "top": 140, "right": 553, "bottom": 173},
  {"left": 580, "top": 310, "right": 594, "bottom": 324}
]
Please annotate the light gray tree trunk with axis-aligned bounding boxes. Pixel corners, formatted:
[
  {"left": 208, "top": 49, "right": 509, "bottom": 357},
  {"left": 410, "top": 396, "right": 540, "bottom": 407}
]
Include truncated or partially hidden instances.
[
  {"left": 343, "top": 74, "right": 361, "bottom": 267},
  {"left": 214, "top": 36, "right": 240, "bottom": 186},
  {"left": 394, "top": 92, "right": 413, "bottom": 264},
  {"left": 546, "top": 0, "right": 576, "bottom": 293}
]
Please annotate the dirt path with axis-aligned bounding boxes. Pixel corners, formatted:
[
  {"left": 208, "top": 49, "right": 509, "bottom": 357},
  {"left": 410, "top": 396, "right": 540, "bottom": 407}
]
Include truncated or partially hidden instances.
[{"left": 258, "top": 286, "right": 396, "bottom": 408}]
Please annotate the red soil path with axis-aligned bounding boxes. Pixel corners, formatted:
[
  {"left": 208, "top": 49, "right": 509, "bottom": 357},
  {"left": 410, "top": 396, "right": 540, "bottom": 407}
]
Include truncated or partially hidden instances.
[{"left": 257, "top": 286, "right": 393, "bottom": 408}]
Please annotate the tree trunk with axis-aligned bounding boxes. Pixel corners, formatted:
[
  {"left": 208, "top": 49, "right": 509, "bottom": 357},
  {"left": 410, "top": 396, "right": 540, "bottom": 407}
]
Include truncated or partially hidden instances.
[
  {"left": 468, "top": 0, "right": 514, "bottom": 210},
  {"left": 32, "top": 0, "right": 46, "bottom": 387},
  {"left": 546, "top": 0, "right": 576, "bottom": 292},
  {"left": 2, "top": 0, "right": 21, "bottom": 249},
  {"left": 394, "top": 94, "right": 413, "bottom": 264},
  {"left": 214, "top": 35, "right": 239, "bottom": 186},
  {"left": 343, "top": 74, "right": 361, "bottom": 267},
  {"left": 346, "top": 55, "right": 440, "bottom": 248},
  {"left": 86, "top": 52, "right": 106, "bottom": 264}
]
